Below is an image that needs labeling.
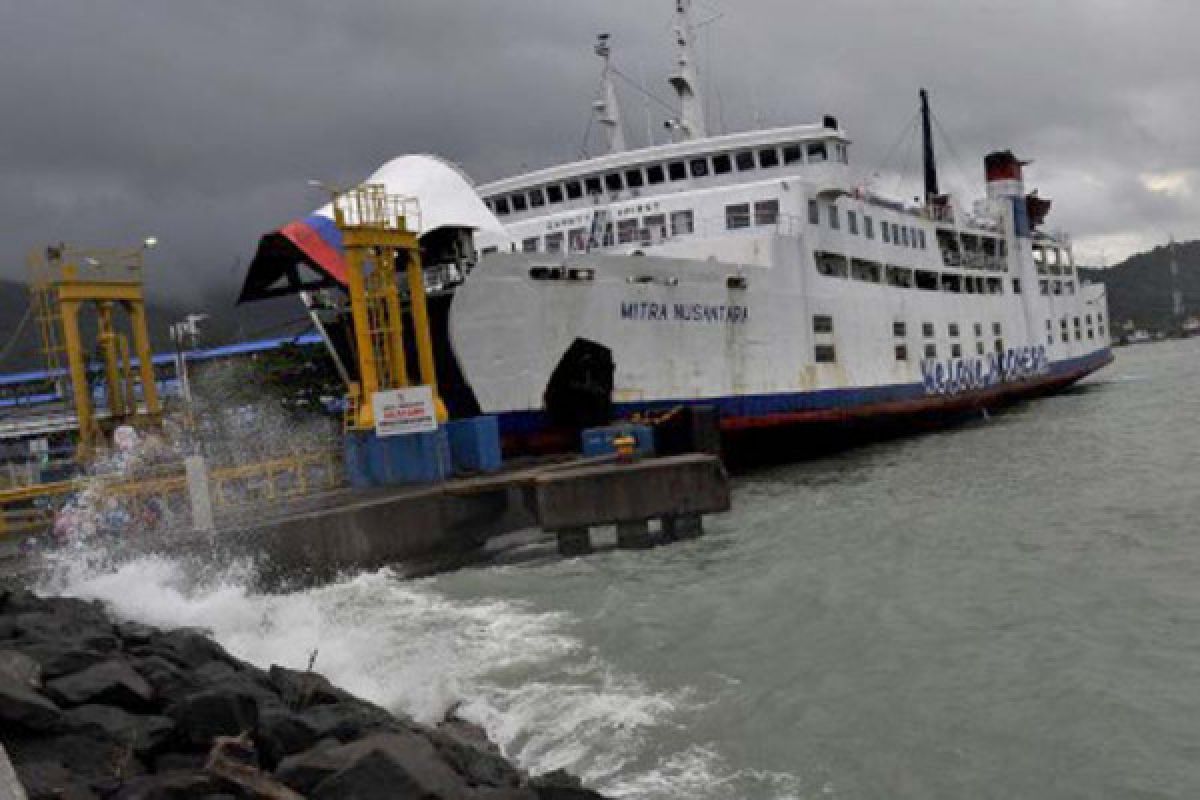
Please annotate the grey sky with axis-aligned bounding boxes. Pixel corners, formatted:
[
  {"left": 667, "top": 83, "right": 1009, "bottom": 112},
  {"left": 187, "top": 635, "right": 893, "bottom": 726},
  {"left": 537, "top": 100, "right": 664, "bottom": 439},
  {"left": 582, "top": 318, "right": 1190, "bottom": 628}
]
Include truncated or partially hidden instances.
[{"left": 1, "top": 0, "right": 1196, "bottom": 301}]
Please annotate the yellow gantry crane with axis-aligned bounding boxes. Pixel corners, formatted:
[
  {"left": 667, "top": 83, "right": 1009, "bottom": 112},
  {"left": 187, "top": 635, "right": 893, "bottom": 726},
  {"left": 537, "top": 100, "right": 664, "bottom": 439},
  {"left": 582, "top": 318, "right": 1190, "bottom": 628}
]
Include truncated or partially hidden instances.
[
  {"left": 331, "top": 184, "right": 446, "bottom": 430},
  {"left": 28, "top": 242, "right": 162, "bottom": 457}
]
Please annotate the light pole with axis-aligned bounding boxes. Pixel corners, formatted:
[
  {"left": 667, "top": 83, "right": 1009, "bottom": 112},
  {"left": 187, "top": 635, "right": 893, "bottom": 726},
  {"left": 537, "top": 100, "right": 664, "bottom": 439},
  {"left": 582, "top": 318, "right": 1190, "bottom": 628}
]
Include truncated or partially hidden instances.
[{"left": 170, "top": 313, "right": 207, "bottom": 408}]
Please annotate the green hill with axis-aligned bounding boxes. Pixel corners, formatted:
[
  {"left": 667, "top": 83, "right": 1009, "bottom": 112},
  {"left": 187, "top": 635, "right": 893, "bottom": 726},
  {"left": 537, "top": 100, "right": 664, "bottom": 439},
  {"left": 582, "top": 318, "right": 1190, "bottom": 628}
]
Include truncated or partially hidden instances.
[{"left": 1080, "top": 240, "right": 1200, "bottom": 333}]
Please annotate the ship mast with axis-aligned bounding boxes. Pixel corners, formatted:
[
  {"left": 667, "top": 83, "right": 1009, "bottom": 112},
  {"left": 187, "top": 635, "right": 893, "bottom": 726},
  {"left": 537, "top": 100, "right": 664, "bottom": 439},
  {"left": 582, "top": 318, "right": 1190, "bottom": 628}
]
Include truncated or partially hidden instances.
[
  {"left": 920, "top": 88, "right": 940, "bottom": 205},
  {"left": 667, "top": 0, "right": 707, "bottom": 141},
  {"left": 593, "top": 34, "right": 627, "bottom": 154}
]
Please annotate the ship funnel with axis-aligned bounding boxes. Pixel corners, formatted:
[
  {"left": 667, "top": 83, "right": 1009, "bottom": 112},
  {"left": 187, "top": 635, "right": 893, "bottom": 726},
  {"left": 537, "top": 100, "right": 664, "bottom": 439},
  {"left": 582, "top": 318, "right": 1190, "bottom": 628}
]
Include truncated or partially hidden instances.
[{"left": 985, "top": 150, "right": 1031, "bottom": 237}]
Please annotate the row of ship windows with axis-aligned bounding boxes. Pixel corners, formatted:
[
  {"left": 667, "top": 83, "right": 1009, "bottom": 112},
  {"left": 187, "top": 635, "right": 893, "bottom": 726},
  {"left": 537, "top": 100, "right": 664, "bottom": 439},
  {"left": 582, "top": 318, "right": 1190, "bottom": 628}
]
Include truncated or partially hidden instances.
[
  {"left": 814, "top": 252, "right": 1017, "bottom": 295},
  {"left": 810, "top": 315, "right": 1105, "bottom": 364},
  {"left": 485, "top": 140, "right": 849, "bottom": 216},
  {"left": 511, "top": 210, "right": 700, "bottom": 254},
  {"left": 808, "top": 200, "right": 929, "bottom": 250}
]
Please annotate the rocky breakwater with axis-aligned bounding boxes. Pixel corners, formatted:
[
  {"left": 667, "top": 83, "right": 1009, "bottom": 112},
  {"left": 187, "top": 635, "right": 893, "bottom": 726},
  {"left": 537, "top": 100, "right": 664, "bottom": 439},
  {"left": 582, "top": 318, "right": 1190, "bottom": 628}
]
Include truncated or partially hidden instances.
[{"left": 0, "top": 589, "right": 607, "bottom": 799}]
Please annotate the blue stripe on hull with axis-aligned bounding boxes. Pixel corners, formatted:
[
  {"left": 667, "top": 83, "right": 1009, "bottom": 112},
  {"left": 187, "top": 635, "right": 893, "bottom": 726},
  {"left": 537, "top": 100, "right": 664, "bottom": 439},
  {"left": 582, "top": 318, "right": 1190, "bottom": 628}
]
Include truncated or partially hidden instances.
[{"left": 494, "top": 348, "right": 1114, "bottom": 438}]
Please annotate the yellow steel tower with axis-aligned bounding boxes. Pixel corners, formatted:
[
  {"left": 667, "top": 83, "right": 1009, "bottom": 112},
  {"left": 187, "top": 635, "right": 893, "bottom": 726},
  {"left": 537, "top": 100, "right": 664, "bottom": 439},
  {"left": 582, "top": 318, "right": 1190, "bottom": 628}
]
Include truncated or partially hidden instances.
[
  {"left": 29, "top": 243, "right": 162, "bottom": 456},
  {"left": 331, "top": 184, "right": 446, "bottom": 430}
]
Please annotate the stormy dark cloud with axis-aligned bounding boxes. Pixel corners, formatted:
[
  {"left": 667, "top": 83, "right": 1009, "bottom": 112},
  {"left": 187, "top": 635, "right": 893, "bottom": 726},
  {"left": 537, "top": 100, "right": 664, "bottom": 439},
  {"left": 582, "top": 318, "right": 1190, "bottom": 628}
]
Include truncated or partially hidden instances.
[{"left": 2, "top": 0, "right": 1197, "bottom": 302}]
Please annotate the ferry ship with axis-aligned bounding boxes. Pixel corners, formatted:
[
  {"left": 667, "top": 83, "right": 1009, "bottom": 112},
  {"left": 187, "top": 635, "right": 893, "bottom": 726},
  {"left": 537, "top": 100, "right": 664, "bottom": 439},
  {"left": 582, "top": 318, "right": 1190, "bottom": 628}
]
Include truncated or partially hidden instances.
[{"left": 241, "top": 1, "right": 1113, "bottom": 456}]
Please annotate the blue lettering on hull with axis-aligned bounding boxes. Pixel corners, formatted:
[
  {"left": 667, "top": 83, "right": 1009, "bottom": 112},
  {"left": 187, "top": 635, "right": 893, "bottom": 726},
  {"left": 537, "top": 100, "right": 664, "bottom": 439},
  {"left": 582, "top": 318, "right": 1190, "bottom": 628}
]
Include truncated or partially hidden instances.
[{"left": 920, "top": 345, "right": 1050, "bottom": 396}]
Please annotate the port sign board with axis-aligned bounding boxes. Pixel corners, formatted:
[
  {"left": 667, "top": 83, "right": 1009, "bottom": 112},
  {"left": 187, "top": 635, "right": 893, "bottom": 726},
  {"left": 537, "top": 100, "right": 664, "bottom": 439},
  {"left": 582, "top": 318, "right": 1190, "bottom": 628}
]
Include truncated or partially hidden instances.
[{"left": 372, "top": 386, "right": 438, "bottom": 437}]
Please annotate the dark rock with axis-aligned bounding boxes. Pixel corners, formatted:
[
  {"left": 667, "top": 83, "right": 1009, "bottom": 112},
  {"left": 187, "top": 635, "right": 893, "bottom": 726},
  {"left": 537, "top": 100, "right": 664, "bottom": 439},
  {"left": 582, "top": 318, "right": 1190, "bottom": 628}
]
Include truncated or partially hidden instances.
[
  {"left": 0, "top": 679, "right": 63, "bottom": 732},
  {"left": 474, "top": 791, "right": 539, "bottom": 800},
  {"left": 190, "top": 661, "right": 281, "bottom": 712},
  {"left": 530, "top": 771, "right": 610, "bottom": 800},
  {"left": 0, "top": 648, "right": 42, "bottom": 688},
  {"left": 0, "top": 588, "right": 53, "bottom": 615},
  {"left": 268, "top": 664, "right": 347, "bottom": 710},
  {"left": 167, "top": 689, "right": 259, "bottom": 750},
  {"left": 13, "top": 760, "right": 99, "bottom": 800},
  {"left": 430, "top": 728, "right": 521, "bottom": 789},
  {"left": 8, "top": 612, "right": 111, "bottom": 648},
  {"left": 45, "top": 659, "right": 155, "bottom": 711},
  {"left": 135, "top": 629, "right": 236, "bottom": 671},
  {"left": 438, "top": 712, "right": 498, "bottom": 753},
  {"left": 109, "top": 770, "right": 225, "bottom": 799},
  {"left": 255, "top": 708, "right": 321, "bottom": 769},
  {"left": 298, "top": 700, "right": 403, "bottom": 742},
  {"left": 8, "top": 733, "right": 144, "bottom": 786},
  {"left": 304, "top": 732, "right": 474, "bottom": 800},
  {"left": 273, "top": 740, "right": 347, "bottom": 795},
  {"left": 153, "top": 752, "right": 208, "bottom": 773},
  {"left": 116, "top": 621, "right": 159, "bottom": 647},
  {"left": 130, "top": 655, "right": 199, "bottom": 703},
  {"left": 63, "top": 704, "right": 176, "bottom": 755},
  {"left": 12, "top": 642, "right": 109, "bottom": 680}
]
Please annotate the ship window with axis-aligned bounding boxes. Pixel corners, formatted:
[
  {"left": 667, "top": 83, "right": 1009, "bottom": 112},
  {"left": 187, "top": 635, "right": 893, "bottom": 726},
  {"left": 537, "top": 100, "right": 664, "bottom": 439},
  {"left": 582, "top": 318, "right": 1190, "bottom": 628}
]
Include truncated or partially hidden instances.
[
  {"left": 918, "top": 230, "right": 927, "bottom": 249},
  {"left": 494, "top": 197, "right": 510, "bottom": 215},
  {"left": 814, "top": 251, "right": 849, "bottom": 277},
  {"left": 987, "top": 277, "right": 1003, "bottom": 294},
  {"left": 735, "top": 151, "right": 756, "bottom": 171},
  {"left": 924, "top": 343, "right": 937, "bottom": 359},
  {"left": 949, "top": 323, "right": 960, "bottom": 337},
  {"left": 851, "top": 259, "right": 881, "bottom": 283},
  {"left": 900, "top": 227, "right": 910, "bottom": 247},
  {"left": 545, "top": 232, "right": 564, "bottom": 253},
  {"left": 511, "top": 194, "right": 528, "bottom": 212},
  {"left": 1067, "top": 281, "right": 1075, "bottom": 295},
  {"left": 915, "top": 270, "right": 939, "bottom": 291},
  {"left": 758, "top": 148, "right": 780, "bottom": 168},
  {"left": 882, "top": 222, "right": 890, "bottom": 243},
  {"left": 808, "top": 199, "right": 820, "bottom": 225},
  {"left": 807, "top": 142, "right": 828, "bottom": 162},
  {"left": 726, "top": 203, "right": 752, "bottom": 230},
  {"left": 892, "top": 223, "right": 901, "bottom": 245},
  {"left": 1052, "top": 280, "right": 1062, "bottom": 295},
  {"left": 1098, "top": 313, "right": 1104, "bottom": 324},
  {"left": 646, "top": 164, "right": 666, "bottom": 185},
  {"left": 847, "top": 211, "right": 858, "bottom": 235},
  {"left": 668, "top": 161, "right": 688, "bottom": 181},
  {"left": 617, "top": 218, "right": 639, "bottom": 244},
  {"left": 922, "top": 322, "right": 935, "bottom": 338},
  {"left": 864, "top": 216, "right": 875, "bottom": 239},
  {"left": 895, "top": 344, "right": 908, "bottom": 362},
  {"left": 975, "top": 323, "right": 983, "bottom": 337},
  {"left": 625, "top": 168, "right": 645, "bottom": 188},
  {"left": 604, "top": 173, "right": 624, "bottom": 192},
  {"left": 529, "top": 188, "right": 545, "bottom": 208},
  {"left": 829, "top": 206, "right": 840, "bottom": 230},
  {"left": 886, "top": 265, "right": 913, "bottom": 287},
  {"left": 481, "top": 246, "right": 498, "bottom": 256},
  {"left": 994, "top": 322, "right": 1003, "bottom": 336},
  {"left": 813, "top": 314, "right": 834, "bottom": 334},
  {"left": 894, "top": 321, "right": 907, "bottom": 337},
  {"left": 976, "top": 341, "right": 985, "bottom": 355},
  {"left": 783, "top": 144, "right": 803, "bottom": 165},
  {"left": 815, "top": 344, "right": 837, "bottom": 364},
  {"left": 568, "top": 228, "right": 588, "bottom": 253},
  {"left": 521, "top": 237, "right": 539, "bottom": 253},
  {"left": 670, "top": 210, "right": 695, "bottom": 236},
  {"left": 755, "top": 199, "right": 780, "bottom": 226},
  {"left": 712, "top": 153, "right": 732, "bottom": 174},
  {"left": 995, "top": 339, "right": 1005, "bottom": 354},
  {"left": 546, "top": 185, "right": 564, "bottom": 204},
  {"left": 565, "top": 180, "right": 583, "bottom": 199},
  {"left": 952, "top": 343, "right": 963, "bottom": 359},
  {"left": 1040, "top": 279, "right": 1049, "bottom": 295},
  {"left": 941, "top": 274, "right": 962, "bottom": 293},
  {"left": 1013, "top": 278, "right": 1022, "bottom": 294},
  {"left": 643, "top": 214, "right": 667, "bottom": 242},
  {"left": 584, "top": 176, "right": 603, "bottom": 195},
  {"left": 689, "top": 158, "right": 710, "bottom": 178}
]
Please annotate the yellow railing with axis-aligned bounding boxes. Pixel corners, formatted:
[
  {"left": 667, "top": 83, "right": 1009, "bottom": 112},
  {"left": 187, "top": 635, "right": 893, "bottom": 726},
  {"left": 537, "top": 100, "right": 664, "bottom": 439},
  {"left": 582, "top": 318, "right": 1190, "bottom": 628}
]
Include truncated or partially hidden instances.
[{"left": 0, "top": 449, "right": 344, "bottom": 537}]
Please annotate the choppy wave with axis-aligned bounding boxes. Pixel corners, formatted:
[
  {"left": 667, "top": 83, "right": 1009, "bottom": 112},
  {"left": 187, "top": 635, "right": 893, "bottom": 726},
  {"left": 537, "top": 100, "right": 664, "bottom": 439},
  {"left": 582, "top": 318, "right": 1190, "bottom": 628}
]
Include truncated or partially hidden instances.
[{"left": 48, "top": 554, "right": 801, "bottom": 798}]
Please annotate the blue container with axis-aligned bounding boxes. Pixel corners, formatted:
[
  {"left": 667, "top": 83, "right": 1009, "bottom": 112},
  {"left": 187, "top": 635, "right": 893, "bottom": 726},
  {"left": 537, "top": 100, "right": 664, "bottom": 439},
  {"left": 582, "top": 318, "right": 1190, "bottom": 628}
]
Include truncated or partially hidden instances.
[
  {"left": 446, "top": 416, "right": 503, "bottom": 475},
  {"left": 344, "top": 429, "right": 451, "bottom": 487},
  {"left": 581, "top": 423, "right": 656, "bottom": 458}
]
